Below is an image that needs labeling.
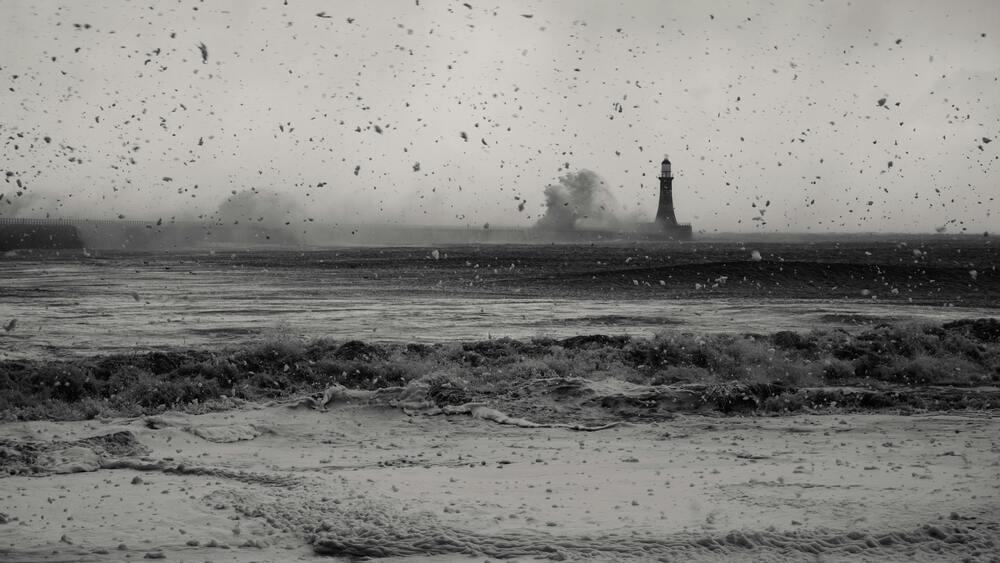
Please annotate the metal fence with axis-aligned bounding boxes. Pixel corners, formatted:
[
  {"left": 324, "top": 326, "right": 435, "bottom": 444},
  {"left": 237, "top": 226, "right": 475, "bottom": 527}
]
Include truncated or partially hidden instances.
[{"left": 0, "top": 217, "right": 193, "bottom": 227}]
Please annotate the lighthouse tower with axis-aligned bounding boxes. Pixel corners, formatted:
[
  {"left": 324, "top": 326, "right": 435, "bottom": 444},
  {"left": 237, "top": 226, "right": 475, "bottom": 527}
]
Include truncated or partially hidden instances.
[{"left": 655, "top": 156, "right": 677, "bottom": 227}]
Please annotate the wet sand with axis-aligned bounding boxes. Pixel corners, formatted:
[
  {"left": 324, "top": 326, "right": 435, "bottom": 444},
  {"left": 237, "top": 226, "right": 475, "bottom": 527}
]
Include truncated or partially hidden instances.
[
  {"left": 2, "top": 402, "right": 998, "bottom": 562},
  {"left": 2, "top": 239, "right": 997, "bottom": 561}
]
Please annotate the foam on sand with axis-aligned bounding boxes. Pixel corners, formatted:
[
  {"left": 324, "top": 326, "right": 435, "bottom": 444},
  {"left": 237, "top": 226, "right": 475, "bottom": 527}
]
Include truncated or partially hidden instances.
[
  {"left": 185, "top": 423, "right": 264, "bottom": 443},
  {"left": 0, "top": 430, "right": 148, "bottom": 476},
  {"left": 2, "top": 403, "right": 998, "bottom": 562},
  {"left": 210, "top": 486, "right": 999, "bottom": 561},
  {"left": 286, "top": 379, "right": 623, "bottom": 431},
  {"left": 144, "top": 414, "right": 267, "bottom": 442}
]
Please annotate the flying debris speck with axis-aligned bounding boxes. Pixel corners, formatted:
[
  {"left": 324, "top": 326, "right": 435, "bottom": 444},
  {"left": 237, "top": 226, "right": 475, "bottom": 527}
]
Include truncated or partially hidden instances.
[{"left": 0, "top": 4, "right": 993, "bottom": 254}]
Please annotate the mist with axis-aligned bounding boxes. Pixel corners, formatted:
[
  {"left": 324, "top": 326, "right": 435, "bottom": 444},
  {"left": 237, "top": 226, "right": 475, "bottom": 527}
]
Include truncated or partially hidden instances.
[
  {"left": 535, "top": 170, "right": 631, "bottom": 231},
  {"left": 0, "top": 191, "right": 42, "bottom": 218},
  {"left": 0, "top": 0, "right": 997, "bottom": 234},
  {"left": 211, "top": 190, "right": 305, "bottom": 229}
]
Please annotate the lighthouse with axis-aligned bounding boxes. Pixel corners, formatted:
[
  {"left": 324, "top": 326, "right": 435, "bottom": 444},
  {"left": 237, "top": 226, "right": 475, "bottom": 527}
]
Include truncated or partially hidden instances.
[{"left": 655, "top": 156, "right": 677, "bottom": 227}]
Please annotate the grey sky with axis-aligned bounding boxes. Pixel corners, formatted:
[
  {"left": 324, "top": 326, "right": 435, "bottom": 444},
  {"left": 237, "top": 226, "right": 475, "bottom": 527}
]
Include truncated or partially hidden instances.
[{"left": 2, "top": 0, "right": 998, "bottom": 233}]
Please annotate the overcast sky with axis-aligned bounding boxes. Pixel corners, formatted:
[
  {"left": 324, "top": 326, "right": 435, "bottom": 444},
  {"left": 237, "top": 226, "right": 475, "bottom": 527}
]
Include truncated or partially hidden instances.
[{"left": 2, "top": 0, "right": 998, "bottom": 233}]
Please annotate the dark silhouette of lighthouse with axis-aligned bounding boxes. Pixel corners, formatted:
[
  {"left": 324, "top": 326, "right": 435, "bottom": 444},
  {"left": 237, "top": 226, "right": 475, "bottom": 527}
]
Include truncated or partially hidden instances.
[{"left": 655, "top": 156, "right": 677, "bottom": 227}]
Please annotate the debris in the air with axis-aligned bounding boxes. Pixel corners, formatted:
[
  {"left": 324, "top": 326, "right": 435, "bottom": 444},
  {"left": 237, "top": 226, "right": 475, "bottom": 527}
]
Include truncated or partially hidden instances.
[{"left": 2, "top": 5, "right": 999, "bottom": 561}]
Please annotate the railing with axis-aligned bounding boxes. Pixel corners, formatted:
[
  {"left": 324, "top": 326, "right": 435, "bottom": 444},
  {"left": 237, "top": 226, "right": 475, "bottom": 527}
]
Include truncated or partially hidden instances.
[{"left": 0, "top": 217, "right": 199, "bottom": 227}]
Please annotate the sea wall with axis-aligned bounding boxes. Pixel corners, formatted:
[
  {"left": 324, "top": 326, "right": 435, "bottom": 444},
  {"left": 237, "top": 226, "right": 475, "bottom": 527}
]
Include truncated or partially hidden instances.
[
  {"left": 0, "top": 221, "right": 83, "bottom": 251},
  {"left": 0, "top": 218, "right": 693, "bottom": 250}
]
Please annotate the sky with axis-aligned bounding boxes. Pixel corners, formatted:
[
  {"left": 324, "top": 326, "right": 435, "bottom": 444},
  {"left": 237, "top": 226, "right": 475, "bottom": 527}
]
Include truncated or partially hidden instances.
[{"left": 1, "top": 0, "right": 999, "bottom": 233}]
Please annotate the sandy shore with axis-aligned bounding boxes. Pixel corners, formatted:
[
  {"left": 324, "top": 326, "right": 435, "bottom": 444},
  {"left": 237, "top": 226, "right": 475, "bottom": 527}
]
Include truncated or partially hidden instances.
[{"left": 2, "top": 401, "right": 997, "bottom": 562}]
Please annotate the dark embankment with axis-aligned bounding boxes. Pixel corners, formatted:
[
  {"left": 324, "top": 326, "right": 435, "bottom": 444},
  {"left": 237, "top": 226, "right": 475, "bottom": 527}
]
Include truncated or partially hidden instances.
[
  {"left": 0, "top": 223, "right": 83, "bottom": 251},
  {"left": 74, "top": 220, "right": 300, "bottom": 250},
  {"left": 1, "top": 319, "right": 998, "bottom": 421},
  {"left": 0, "top": 218, "right": 301, "bottom": 250}
]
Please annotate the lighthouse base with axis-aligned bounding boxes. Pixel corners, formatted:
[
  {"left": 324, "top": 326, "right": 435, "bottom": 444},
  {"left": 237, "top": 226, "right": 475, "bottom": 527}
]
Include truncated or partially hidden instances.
[{"left": 637, "top": 221, "right": 693, "bottom": 240}]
